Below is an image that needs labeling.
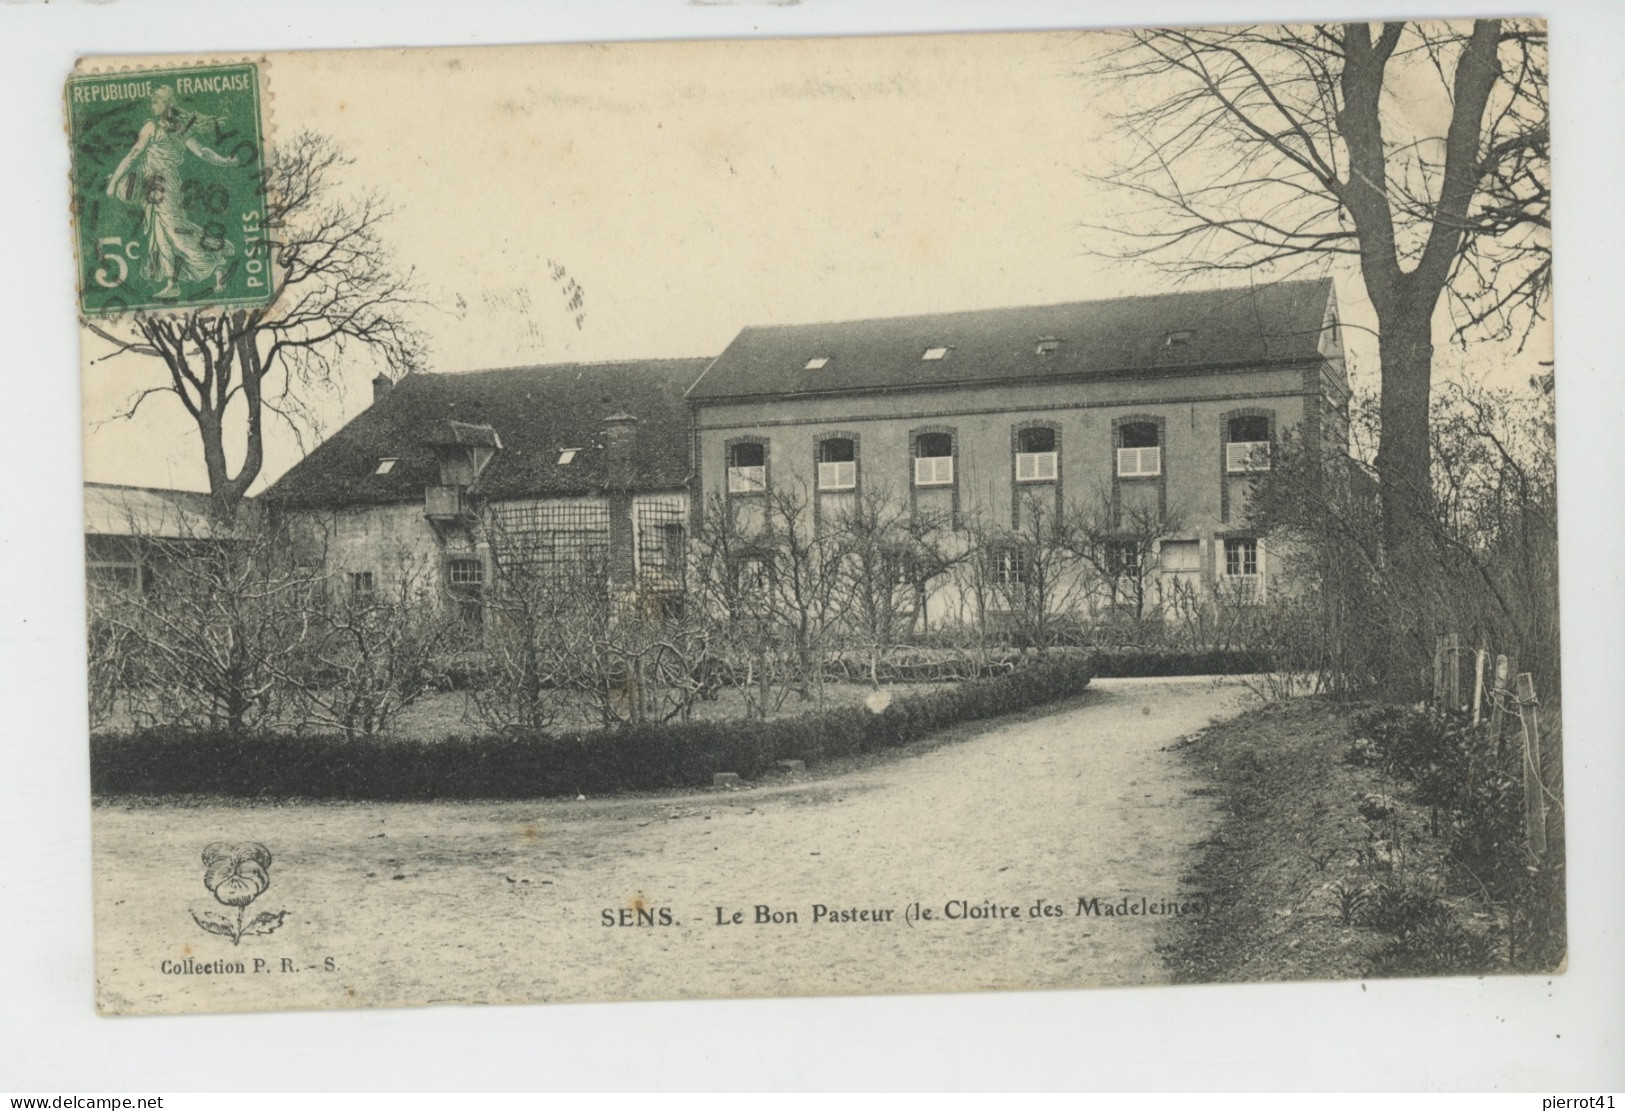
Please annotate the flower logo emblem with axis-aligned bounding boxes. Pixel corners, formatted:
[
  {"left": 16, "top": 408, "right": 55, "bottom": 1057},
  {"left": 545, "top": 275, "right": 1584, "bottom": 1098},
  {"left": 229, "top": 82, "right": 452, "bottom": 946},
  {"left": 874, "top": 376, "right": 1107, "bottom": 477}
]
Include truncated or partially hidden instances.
[{"left": 190, "top": 841, "right": 287, "bottom": 945}]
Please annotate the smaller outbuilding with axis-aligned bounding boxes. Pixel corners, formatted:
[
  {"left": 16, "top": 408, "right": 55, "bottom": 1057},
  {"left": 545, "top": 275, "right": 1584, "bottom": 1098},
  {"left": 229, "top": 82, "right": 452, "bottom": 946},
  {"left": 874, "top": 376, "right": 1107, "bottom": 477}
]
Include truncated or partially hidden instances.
[
  {"left": 262, "top": 358, "right": 709, "bottom": 623},
  {"left": 84, "top": 482, "right": 245, "bottom": 593}
]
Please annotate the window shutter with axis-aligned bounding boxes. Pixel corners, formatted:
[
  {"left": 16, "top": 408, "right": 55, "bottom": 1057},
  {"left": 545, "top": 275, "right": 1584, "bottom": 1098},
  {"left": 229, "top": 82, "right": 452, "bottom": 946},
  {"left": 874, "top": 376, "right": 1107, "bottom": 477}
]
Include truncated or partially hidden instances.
[
  {"left": 1118, "top": 446, "right": 1160, "bottom": 477},
  {"left": 915, "top": 455, "right": 953, "bottom": 486},
  {"left": 1227, "top": 441, "right": 1270, "bottom": 473},
  {"left": 819, "top": 461, "right": 856, "bottom": 490}
]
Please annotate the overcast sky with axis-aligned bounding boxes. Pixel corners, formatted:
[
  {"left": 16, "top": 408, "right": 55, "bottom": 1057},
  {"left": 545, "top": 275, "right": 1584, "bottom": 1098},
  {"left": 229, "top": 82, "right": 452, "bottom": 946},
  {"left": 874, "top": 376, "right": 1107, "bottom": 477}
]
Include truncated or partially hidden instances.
[{"left": 78, "top": 29, "right": 1549, "bottom": 493}]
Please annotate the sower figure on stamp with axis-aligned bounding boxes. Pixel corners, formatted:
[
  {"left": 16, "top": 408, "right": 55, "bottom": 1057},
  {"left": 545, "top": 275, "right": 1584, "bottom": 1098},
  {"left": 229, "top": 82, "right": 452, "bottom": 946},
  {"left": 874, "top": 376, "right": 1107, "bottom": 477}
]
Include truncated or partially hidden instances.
[{"left": 104, "top": 86, "right": 241, "bottom": 300}]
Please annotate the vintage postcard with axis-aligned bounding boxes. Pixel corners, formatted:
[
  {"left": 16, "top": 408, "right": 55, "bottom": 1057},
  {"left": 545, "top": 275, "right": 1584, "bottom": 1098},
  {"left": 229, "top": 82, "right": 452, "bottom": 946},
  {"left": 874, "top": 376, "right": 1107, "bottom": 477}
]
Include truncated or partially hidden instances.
[{"left": 74, "top": 24, "right": 1560, "bottom": 1016}]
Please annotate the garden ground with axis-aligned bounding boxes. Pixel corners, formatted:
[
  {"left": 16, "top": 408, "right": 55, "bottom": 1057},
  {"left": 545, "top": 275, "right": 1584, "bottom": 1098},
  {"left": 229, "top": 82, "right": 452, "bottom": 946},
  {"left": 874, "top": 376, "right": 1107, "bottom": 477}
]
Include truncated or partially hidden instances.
[
  {"left": 1160, "top": 697, "right": 1562, "bottom": 983},
  {"left": 92, "top": 675, "right": 1252, "bottom": 1013}
]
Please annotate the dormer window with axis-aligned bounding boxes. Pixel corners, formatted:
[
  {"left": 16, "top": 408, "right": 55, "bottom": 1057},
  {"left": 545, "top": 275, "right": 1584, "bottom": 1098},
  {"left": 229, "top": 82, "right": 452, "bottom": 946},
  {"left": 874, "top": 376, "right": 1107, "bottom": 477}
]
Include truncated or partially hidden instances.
[
  {"left": 1035, "top": 338, "right": 1060, "bottom": 357},
  {"left": 557, "top": 448, "right": 579, "bottom": 465},
  {"left": 374, "top": 458, "right": 398, "bottom": 475},
  {"left": 804, "top": 357, "right": 830, "bottom": 371},
  {"left": 921, "top": 346, "right": 949, "bottom": 361},
  {"left": 1164, "top": 330, "right": 1193, "bottom": 349}
]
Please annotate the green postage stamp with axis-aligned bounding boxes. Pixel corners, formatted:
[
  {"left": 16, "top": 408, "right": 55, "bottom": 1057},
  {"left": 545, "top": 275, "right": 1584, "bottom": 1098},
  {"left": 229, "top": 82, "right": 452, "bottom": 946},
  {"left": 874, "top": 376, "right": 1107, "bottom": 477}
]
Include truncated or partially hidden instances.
[{"left": 66, "top": 62, "right": 271, "bottom": 316}]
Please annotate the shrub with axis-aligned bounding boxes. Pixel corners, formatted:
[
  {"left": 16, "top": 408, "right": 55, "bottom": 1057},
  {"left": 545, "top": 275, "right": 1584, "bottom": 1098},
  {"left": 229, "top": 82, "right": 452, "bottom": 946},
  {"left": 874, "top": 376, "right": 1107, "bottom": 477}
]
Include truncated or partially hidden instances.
[
  {"left": 1369, "top": 908, "right": 1498, "bottom": 977},
  {"left": 1087, "top": 648, "right": 1272, "bottom": 678},
  {"left": 1351, "top": 704, "right": 1474, "bottom": 809},
  {"left": 1351, "top": 700, "right": 1565, "bottom": 973},
  {"left": 91, "top": 656, "right": 1094, "bottom": 801}
]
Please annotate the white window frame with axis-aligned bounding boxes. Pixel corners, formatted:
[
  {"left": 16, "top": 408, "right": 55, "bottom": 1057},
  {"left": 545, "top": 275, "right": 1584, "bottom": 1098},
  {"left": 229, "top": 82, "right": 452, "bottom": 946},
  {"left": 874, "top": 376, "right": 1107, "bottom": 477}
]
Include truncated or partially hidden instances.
[
  {"left": 817, "top": 460, "right": 857, "bottom": 491},
  {"left": 448, "top": 557, "right": 484, "bottom": 586},
  {"left": 1223, "top": 537, "right": 1259, "bottom": 577},
  {"left": 348, "top": 570, "right": 376, "bottom": 598},
  {"left": 914, "top": 454, "right": 954, "bottom": 487},
  {"left": 1106, "top": 540, "right": 1142, "bottom": 580},
  {"left": 997, "top": 547, "right": 1027, "bottom": 586},
  {"left": 1117, "top": 445, "right": 1161, "bottom": 478},
  {"left": 1221, "top": 538, "right": 1266, "bottom": 602},
  {"left": 1015, "top": 450, "right": 1058, "bottom": 482},
  {"left": 1226, "top": 441, "right": 1271, "bottom": 473}
]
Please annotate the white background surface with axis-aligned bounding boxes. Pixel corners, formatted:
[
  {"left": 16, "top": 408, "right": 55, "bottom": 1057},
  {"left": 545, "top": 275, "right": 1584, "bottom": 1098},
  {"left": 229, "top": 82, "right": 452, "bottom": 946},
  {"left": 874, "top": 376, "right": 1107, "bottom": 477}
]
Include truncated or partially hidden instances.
[{"left": 1, "top": 0, "right": 1621, "bottom": 1092}]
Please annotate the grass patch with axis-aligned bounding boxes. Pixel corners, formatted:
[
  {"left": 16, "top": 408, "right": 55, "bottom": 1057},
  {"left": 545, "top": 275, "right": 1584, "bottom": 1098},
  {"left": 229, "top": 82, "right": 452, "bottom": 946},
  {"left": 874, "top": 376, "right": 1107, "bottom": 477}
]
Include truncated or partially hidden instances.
[{"left": 1161, "top": 698, "right": 1525, "bottom": 984}]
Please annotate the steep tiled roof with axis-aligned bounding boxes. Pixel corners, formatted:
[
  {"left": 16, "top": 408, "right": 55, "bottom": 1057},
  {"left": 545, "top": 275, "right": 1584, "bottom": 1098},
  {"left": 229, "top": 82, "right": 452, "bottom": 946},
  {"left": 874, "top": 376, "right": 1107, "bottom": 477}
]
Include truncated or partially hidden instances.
[
  {"left": 264, "top": 359, "right": 709, "bottom": 509},
  {"left": 687, "top": 279, "right": 1335, "bottom": 403}
]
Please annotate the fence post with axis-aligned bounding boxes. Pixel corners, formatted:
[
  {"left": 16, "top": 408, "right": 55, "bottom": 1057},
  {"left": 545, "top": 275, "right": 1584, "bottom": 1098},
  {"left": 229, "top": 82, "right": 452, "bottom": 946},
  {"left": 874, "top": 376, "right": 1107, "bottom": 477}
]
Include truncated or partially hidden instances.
[
  {"left": 1486, "top": 654, "right": 1513, "bottom": 757},
  {"left": 1433, "top": 635, "right": 1445, "bottom": 707},
  {"left": 1472, "top": 646, "right": 1487, "bottom": 726},
  {"left": 1515, "top": 672, "right": 1547, "bottom": 858},
  {"left": 1446, "top": 633, "right": 1464, "bottom": 711}
]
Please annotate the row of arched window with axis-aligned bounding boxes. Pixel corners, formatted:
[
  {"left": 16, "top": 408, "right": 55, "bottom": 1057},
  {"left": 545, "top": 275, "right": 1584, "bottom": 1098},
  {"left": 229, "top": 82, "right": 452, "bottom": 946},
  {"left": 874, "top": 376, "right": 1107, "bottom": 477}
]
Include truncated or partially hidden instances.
[{"left": 723, "top": 414, "right": 1273, "bottom": 496}]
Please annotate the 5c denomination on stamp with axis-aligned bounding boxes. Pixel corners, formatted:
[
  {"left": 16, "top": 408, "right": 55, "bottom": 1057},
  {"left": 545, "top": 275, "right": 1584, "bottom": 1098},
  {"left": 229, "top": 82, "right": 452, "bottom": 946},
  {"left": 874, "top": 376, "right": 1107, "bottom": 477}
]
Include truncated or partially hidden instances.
[{"left": 66, "top": 62, "right": 271, "bottom": 316}]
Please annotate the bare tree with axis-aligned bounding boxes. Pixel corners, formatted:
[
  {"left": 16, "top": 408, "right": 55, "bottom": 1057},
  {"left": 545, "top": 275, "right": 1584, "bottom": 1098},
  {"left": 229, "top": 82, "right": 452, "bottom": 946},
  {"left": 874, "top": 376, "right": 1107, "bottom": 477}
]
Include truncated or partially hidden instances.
[
  {"left": 688, "top": 492, "right": 793, "bottom": 720},
  {"left": 85, "top": 132, "right": 426, "bottom": 519},
  {"left": 760, "top": 483, "right": 852, "bottom": 703},
  {"left": 86, "top": 582, "right": 145, "bottom": 731},
  {"left": 579, "top": 611, "right": 718, "bottom": 728},
  {"left": 832, "top": 486, "right": 957, "bottom": 686},
  {"left": 1096, "top": 21, "right": 1549, "bottom": 553},
  {"left": 283, "top": 551, "right": 454, "bottom": 740},
  {"left": 1068, "top": 483, "right": 1187, "bottom": 624},
  {"left": 1249, "top": 374, "right": 1558, "bottom": 697},
  {"left": 92, "top": 515, "right": 322, "bottom": 732},
  {"left": 471, "top": 515, "right": 611, "bottom": 734},
  {"left": 967, "top": 494, "right": 1090, "bottom": 655}
]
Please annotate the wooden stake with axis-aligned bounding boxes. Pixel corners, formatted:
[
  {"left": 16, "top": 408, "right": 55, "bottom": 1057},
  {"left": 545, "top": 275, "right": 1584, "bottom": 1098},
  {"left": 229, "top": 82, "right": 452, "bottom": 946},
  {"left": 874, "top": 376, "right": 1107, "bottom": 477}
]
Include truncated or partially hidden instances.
[
  {"left": 1456, "top": 633, "right": 1469, "bottom": 711},
  {"left": 1472, "top": 647, "right": 1487, "bottom": 726},
  {"left": 1433, "top": 635, "right": 1445, "bottom": 707},
  {"left": 1487, "top": 655, "right": 1514, "bottom": 756},
  {"left": 1515, "top": 672, "right": 1547, "bottom": 858}
]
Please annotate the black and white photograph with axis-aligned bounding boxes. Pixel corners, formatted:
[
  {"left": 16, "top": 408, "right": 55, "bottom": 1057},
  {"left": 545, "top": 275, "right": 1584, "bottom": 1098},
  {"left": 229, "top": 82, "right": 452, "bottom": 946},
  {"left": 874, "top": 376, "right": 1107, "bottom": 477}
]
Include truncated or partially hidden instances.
[
  {"left": 6, "top": 0, "right": 1623, "bottom": 1092},
  {"left": 68, "top": 22, "right": 1568, "bottom": 1014}
]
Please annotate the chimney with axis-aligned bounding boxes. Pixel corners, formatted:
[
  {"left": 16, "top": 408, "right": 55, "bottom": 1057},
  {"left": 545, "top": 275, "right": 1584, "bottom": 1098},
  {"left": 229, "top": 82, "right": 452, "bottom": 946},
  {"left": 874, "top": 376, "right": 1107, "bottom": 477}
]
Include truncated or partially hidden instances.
[
  {"left": 372, "top": 373, "right": 394, "bottom": 404},
  {"left": 603, "top": 412, "right": 639, "bottom": 490}
]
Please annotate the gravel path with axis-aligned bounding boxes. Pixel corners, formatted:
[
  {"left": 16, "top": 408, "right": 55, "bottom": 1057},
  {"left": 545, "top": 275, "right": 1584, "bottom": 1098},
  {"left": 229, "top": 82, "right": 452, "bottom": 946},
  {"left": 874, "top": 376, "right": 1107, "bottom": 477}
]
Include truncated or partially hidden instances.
[{"left": 92, "top": 677, "right": 1254, "bottom": 1013}]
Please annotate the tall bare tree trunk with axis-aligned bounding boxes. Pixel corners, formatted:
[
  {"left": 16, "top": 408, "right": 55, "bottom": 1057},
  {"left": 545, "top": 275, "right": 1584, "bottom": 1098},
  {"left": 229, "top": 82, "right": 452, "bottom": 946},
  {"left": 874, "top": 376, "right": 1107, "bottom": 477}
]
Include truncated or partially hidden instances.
[{"left": 1373, "top": 312, "right": 1436, "bottom": 560}]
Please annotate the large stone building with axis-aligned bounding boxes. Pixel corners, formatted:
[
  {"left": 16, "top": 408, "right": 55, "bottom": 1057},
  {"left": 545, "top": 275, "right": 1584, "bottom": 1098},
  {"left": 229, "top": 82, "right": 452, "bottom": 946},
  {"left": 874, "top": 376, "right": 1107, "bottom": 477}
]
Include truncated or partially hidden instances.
[
  {"left": 259, "top": 279, "right": 1346, "bottom": 628},
  {"left": 687, "top": 278, "right": 1347, "bottom": 623}
]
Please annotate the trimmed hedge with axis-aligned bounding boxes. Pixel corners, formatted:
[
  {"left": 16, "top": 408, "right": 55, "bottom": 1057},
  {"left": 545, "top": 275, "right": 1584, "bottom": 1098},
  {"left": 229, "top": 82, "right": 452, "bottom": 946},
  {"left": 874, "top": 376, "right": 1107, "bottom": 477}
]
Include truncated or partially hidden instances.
[
  {"left": 90, "top": 656, "right": 1095, "bottom": 801},
  {"left": 1086, "top": 648, "right": 1272, "bottom": 678}
]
